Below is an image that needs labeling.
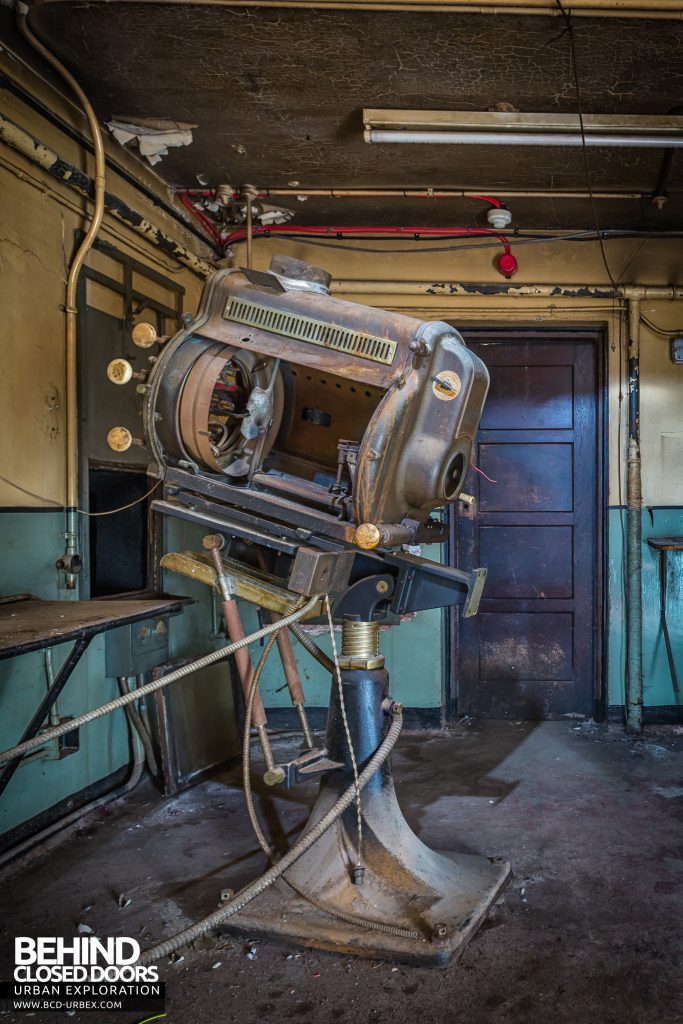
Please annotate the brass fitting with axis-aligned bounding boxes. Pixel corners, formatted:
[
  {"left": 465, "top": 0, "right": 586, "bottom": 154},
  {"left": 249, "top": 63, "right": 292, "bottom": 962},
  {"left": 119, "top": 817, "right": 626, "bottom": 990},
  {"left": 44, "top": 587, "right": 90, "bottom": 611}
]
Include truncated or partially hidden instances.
[
  {"left": 353, "top": 523, "right": 381, "bottom": 550},
  {"left": 338, "top": 618, "right": 384, "bottom": 670}
]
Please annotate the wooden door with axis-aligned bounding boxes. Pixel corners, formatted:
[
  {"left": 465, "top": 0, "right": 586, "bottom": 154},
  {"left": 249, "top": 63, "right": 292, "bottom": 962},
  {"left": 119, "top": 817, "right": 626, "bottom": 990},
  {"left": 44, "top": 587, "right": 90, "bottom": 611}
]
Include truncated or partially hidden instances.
[{"left": 455, "top": 333, "right": 601, "bottom": 720}]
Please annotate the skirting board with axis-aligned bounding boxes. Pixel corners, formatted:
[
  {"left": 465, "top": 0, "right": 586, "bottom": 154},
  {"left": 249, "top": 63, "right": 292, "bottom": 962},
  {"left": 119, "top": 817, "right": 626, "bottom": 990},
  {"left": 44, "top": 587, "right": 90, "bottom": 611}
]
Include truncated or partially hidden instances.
[
  {"left": 265, "top": 705, "right": 443, "bottom": 732},
  {"left": 608, "top": 704, "right": 683, "bottom": 725}
]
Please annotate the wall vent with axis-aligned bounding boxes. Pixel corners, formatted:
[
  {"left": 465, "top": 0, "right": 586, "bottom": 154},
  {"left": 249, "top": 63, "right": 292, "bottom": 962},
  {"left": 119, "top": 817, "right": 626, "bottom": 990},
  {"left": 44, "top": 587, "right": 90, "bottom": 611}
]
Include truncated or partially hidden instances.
[{"left": 224, "top": 297, "right": 397, "bottom": 366}]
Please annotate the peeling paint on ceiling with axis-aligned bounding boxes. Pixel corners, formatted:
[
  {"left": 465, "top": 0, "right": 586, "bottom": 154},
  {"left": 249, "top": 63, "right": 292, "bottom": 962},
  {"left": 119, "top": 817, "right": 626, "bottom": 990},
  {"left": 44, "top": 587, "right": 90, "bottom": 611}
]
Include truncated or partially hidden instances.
[{"left": 27, "top": 3, "right": 683, "bottom": 229}]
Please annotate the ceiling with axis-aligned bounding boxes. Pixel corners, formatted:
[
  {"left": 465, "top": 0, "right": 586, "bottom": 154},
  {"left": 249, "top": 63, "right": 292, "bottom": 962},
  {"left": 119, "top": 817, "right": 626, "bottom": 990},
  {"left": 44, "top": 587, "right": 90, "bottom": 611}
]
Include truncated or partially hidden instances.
[{"left": 14, "top": 2, "right": 683, "bottom": 230}]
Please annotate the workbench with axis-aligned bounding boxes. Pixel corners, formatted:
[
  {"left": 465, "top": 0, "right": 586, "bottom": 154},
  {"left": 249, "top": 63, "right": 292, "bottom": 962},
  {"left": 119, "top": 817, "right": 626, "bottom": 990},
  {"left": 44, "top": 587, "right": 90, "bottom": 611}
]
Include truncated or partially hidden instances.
[
  {"left": 647, "top": 537, "right": 683, "bottom": 711},
  {"left": 0, "top": 594, "right": 188, "bottom": 797}
]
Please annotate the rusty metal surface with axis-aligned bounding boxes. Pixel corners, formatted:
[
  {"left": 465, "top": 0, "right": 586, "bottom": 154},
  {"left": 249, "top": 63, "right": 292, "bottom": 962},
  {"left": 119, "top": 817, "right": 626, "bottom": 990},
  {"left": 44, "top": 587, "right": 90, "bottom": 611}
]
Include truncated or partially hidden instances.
[
  {"left": 27, "top": 4, "right": 683, "bottom": 228},
  {"left": 159, "top": 549, "right": 326, "bottom": 616},
  {"left": 229, "top": 771, "right": 510, "bottom": 965},
  {"left": 146, "top": 259, "right": 489, "bottom": 544}
]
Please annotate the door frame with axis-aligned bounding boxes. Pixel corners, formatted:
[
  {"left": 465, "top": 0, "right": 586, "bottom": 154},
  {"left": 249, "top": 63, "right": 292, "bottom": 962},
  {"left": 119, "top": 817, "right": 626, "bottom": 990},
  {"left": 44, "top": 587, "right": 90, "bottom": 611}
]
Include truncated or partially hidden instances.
[{"left": 445, "top": 326, "right": 608, "bottom": 724}]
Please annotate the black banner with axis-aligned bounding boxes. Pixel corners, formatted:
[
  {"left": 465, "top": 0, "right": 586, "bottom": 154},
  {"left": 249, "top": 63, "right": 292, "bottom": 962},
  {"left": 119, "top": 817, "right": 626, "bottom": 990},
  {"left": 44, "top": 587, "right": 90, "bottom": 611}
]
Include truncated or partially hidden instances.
[{"left": 0, "top": 980, "right": 165, "bottom": 1014}]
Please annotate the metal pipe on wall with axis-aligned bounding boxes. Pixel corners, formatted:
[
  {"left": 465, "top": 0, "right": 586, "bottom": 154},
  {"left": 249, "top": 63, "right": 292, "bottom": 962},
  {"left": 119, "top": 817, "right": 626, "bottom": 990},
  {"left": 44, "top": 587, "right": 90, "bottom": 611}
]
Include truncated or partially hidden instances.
[
  {"left": 17, "top": 10, "right": 106, "bottom": 588},
  {"left": 0, "top": 114, "right": 215, "bottom": 277},
  {"left": 332, "top": 281, "right": 683, "bottom": 299},
  {"left": 26, "top": 0, "right": 683, "bottom": 19},
  {"left": 260, "top": 187, "right": 645, "bottom": 201},
  {"left": 626, "top": 299, "right": 643, "bottom": 733}
]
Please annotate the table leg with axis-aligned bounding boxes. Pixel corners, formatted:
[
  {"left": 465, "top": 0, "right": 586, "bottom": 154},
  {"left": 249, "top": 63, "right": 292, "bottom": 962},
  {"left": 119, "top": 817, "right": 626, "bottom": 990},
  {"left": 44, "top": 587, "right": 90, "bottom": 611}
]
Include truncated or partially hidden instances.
[
  {"left": 0, "top": 633, "right": 92, "bottom": 797},
  {"left": 659, "top": 551, "right": 680, "bottom": 701}
]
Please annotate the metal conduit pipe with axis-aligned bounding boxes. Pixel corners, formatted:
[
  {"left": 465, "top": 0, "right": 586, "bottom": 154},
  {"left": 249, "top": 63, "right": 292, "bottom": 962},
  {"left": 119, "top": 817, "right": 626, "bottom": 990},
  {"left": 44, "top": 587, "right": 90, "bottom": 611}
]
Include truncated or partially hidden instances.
[
  {"left": 26, "top": 0, "right": 683, "bottom": 19},
  {"left": 332, "top": 281, "right": 683, "bottom": 299},
  {"left": 0, "top": 113, "right": 215, "bottom": 279},
  {"left": 626, "top": 299, "right": 643, "bottom": 733},
  {"left": 259, "top": 188, "right": 645, "bottom": 201},
  {"left": 17, "top": 10, "right": 106, "bottom": 587},
  {"left": 117, "top": 677, "right": 159, "bottom": 777}
]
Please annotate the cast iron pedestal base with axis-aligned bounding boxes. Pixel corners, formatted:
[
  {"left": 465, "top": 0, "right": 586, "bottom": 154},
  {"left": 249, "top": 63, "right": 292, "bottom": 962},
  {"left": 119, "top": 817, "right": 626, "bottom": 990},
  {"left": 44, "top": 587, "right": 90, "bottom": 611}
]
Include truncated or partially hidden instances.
[
  {"left": 227, "top": 660, "right": 509, "bottom": 966},
  {"left": 230, "top": 784, "right": 510, "bottom": 966}
]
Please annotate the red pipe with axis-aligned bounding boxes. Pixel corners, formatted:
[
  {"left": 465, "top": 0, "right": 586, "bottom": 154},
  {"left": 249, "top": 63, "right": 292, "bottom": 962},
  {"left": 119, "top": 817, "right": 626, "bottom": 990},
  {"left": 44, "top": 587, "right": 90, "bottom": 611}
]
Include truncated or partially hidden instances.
[
  {"left": 178, "top": 192, "right": 222, "bottom": 245},
  {"left": 467, "top": 193, "right": 503, "bottom": 208},
  {"left": 176, "top": 192, "right": 517, "bottom": 277}
]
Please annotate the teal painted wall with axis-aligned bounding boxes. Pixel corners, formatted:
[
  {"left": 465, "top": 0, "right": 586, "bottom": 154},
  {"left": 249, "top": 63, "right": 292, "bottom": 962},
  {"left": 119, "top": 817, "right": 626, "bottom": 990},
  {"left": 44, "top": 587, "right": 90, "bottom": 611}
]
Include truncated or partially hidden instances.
[
  {"left": 3, "top": 480, "right": 680, "bottom": 838},
  {"left": 607, "top": 507, "right": 683, "bottom": 710},
  {"left": 238, "top": 601, "right": 443, "bottom": 710},
  {"left": 0, "top": 512, "right": 129, "bottom": 835},
  {"left": 0, "top": 512, "right": 220, "bottom": 836}
]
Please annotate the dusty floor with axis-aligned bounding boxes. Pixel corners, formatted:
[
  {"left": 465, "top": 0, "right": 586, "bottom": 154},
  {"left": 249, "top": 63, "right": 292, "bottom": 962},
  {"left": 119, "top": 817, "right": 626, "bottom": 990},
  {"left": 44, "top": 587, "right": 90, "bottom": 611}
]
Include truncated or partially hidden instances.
[{"left": 2, "top": 721, "right": 683, "bottom": 1024}]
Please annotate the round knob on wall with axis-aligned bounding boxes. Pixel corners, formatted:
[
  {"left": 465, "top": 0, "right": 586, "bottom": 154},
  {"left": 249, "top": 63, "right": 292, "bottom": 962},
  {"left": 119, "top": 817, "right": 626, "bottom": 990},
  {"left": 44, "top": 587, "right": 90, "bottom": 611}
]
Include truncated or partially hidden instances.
[
  {"left": 131, "top": 322, "right": 158, "bottom": 348},
  {"left": 106, "top": 358, "right": 134, "bottom": 385},
  {"left": 107, "top": 426, "right": 133, "bottom": 452}
]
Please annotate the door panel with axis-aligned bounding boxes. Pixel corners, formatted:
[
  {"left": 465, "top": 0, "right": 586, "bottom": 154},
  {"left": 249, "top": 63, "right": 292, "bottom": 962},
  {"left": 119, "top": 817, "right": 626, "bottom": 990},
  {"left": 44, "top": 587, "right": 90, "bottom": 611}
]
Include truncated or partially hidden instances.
[
  {"left": 456, "top": 335, "right": 599, "bottom": 720},
  {"left": 478, "top": 442, "right": 574, "bottom": 512},
  {"left": 478, "top": 526, "right": 573, "bottom": 599}
]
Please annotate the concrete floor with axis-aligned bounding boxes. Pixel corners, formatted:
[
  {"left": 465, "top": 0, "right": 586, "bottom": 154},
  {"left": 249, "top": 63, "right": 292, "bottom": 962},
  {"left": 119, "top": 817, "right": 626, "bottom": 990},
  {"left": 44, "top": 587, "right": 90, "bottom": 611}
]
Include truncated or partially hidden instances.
[{"left": 2, "top": 721, "right": 683, "bottom": 1024}]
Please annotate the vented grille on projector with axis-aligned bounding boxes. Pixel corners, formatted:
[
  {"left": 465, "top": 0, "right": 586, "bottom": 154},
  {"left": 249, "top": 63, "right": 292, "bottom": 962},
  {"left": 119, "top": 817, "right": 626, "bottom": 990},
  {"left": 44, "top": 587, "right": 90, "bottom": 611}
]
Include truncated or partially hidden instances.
[{"left": 223, "top": 296, "right": 397, "bottom": 366}]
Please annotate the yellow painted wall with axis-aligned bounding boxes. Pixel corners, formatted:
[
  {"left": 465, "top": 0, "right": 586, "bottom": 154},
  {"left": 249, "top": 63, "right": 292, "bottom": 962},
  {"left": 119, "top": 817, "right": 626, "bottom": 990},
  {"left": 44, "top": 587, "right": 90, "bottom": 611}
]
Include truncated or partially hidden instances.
[
  {"left": 0, "top": 51, "right": 221, "bottom": 838},
  {"left": 0, "top": 51, "right": 209, "bottom": 509},
  {"left": 238, "top": 235, "right": 683, "bottom": 508}
]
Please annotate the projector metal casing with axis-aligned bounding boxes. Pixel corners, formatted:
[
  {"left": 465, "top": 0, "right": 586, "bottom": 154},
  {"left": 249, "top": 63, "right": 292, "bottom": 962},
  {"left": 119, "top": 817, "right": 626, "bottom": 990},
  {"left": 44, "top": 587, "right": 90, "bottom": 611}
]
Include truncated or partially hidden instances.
[{"left": 143, "top": 257, "right": 489, "bottom": 553}]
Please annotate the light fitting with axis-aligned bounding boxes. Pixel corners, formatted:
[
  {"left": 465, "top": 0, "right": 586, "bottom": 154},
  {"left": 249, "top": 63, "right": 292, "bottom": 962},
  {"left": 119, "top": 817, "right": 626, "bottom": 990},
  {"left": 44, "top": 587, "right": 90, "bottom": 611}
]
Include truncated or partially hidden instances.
[{"left": 363, "top": 109, "right": 683, "bottom": 148}]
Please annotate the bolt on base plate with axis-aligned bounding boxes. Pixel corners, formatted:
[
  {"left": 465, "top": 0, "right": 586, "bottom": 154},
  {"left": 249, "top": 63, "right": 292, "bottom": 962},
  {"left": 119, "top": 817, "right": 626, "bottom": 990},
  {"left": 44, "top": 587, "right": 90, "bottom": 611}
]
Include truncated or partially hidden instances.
[{"left": 224, "top": 786, "right": 510, "bottom": 967}]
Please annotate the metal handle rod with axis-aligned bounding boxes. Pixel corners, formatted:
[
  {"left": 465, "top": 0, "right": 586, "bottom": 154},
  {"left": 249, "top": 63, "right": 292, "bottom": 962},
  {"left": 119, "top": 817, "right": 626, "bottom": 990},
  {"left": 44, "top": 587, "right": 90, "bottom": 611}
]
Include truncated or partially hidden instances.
[
  {"left": 204, "top": 540, "right": 277, "bottom": 770},
  {"left": 252, "top": 546, "right": 314, "bottom": 749},
  {"left": 271, "top": 612, "right": 314, "bottom": 749}
]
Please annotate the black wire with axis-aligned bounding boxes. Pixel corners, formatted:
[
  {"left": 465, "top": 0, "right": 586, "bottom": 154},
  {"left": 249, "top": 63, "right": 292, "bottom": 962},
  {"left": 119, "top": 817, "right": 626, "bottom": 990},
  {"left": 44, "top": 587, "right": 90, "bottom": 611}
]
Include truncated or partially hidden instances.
[
  {"left": 554, "top": 0, "right": 617, "bottom": 287},
  {"left": 227, "top": 229, "right": 683, "bottom": 256}
]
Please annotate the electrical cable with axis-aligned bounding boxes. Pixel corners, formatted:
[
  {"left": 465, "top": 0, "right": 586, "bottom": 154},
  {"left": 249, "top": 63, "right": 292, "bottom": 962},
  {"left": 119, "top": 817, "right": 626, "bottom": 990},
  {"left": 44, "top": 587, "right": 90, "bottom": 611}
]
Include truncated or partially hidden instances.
[
  {"left": 241, "top": 626, "right": 419, "bottom": 939},
  {"left": 82, "top": 480, "right": 162, "bottom": 516},
  {"left": 325, "top": 596, "right": 363, "bottom": 873},
  {"left": 0, "top": 473, "right": 63, "bottom": 507},
  {"left": 640, "top": 313, "right": 681, "bottom": 336},
  {"left": 554, "top": 0, "right": 617, "bottom": 288},
  {"left": 226, "top": 224, "right": 511, "bottom": 244},
  {"left": 467, "top": 194, "right": 502, "bottom": 208},
  {"left": 223, "top": 229, "right": 683, "bottom": 257},
  {"left": 0, "top": 474, "right": 161, "bottom": 515},
  {"left": 0, "top": 594, "right": 321, "bottom": 767},
  {"left": 138, "top": 705, "right": 405, "bottom": 965},
  {"left": 289, "top": 622, "right": 335, "bottom": 674}
]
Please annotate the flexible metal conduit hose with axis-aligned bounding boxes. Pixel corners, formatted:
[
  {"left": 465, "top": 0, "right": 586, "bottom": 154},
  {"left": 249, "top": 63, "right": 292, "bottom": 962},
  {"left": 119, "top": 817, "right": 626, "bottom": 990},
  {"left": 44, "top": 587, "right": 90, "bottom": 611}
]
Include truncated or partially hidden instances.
[
  {"left": 139, "top": 705, "right": 405, "bottom": 964},
  {"left": 0, "top": 596, "right": 321, "bottom": 768},
  {"left": 243, "top": 632, "right": 420, "bottom": 940},
  {"left": 289, "top": 622, "right": 335, "bottom": 674}
]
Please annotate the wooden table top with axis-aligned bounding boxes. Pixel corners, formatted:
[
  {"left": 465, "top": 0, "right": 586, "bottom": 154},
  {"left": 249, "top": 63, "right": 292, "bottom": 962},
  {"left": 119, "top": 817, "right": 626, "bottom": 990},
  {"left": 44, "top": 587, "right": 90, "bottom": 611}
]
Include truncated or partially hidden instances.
[
  {"left": 0, "top": 595, "right": 189, "bottom": 660},
  {"left": 647, "top": 537, "right": 683, "bottom": 552}
]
